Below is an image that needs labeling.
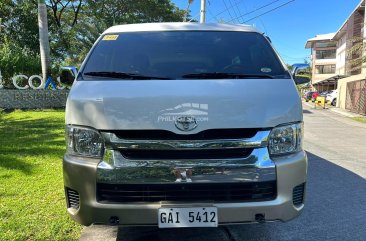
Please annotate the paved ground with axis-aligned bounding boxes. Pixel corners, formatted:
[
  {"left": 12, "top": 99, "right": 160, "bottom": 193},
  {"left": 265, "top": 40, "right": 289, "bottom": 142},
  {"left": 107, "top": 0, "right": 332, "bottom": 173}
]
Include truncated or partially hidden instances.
[{"left": 79, "top": 104, "right": 366, "bottom": 241}]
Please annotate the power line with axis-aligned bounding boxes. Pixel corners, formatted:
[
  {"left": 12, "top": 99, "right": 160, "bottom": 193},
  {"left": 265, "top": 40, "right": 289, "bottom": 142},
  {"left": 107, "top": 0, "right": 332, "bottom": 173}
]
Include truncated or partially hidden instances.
[
  {"left": 259, "top": 18, "right": 268, "bottom": 35},
  {"left": 208, "top": 0, "right": 245, "bottom": 21},
  {"left": 222, "top": 0, "right": 235, "bottom": 23},
  {"left": 183, "top": 0, "right": 194, "bottom": 22},
  {"left": 188, "top": 13, "right": 201, "bottom": 22},
  {"left": 242, "top": 0, "right": 295, "bottom": 24},
  {"left": 227, "top": 0, "right": 282, "bottom": 23},
  {"left": 228, "top": 0, "right": 240, "bottom": 23},
  {"left": 239, "top": 0, "right": 269, "bottom": 34},
  {"left": 207, "top": 0, "right": 220, "bottom": 22},
  {"left": 229, "top": 0, "right": 246, "bottom": 23}
]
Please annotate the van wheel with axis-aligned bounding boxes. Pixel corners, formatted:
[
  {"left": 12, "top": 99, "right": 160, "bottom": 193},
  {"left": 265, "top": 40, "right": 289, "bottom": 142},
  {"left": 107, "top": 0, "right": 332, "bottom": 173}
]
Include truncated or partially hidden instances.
[{"left": 331, "top": 98, "right": 336, "bottom": 106}]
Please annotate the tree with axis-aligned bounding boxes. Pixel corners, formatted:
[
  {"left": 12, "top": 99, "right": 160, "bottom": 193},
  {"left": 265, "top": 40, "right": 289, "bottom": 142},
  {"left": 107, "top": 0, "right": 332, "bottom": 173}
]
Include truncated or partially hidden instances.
[
  {"left": 0, "top": 0, "right": 188, "bottom": 85},
  {"left": 286, "top": 64, "right": 293, "bottom": 72},
  {"left": 0, "top": 37, "right": 41, "bottom": 88},
  {"left": 85, "top": 0, "right": 186, "bottom": 26},
  {"left": 0, "top": 1, "right": 41, "bottom": 87}
]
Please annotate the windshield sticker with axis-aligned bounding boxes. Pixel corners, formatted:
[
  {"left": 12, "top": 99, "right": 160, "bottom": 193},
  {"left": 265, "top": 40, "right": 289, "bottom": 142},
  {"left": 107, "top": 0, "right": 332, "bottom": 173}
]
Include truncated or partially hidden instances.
[
  {"left": 261, "top": 67, "right": 272, "bottom": 73},
  {"left": 102, "top": 35, "right": 119, "bottom": 41}
]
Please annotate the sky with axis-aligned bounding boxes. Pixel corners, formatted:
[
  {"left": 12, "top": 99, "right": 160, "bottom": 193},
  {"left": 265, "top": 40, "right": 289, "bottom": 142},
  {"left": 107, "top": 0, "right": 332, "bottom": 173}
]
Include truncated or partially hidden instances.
[{"left": 172, "top": 0, "right": 362, "bottom": 64}]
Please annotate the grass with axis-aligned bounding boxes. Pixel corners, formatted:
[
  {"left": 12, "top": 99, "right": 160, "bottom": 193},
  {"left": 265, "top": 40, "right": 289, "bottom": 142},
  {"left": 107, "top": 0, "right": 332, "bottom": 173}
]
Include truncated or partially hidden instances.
[
  {"left": 352, "top": 117, "right": 366, "bottom": 124},
  {"left": 0, "top": 110, "right": 82, "bottom": 241}
]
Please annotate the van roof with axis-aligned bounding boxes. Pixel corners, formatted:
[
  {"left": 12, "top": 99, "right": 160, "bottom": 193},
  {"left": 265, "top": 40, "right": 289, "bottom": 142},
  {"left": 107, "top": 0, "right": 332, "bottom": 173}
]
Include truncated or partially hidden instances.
[{"left": 103, "top": 22, "right": 259, "bottom": 34}]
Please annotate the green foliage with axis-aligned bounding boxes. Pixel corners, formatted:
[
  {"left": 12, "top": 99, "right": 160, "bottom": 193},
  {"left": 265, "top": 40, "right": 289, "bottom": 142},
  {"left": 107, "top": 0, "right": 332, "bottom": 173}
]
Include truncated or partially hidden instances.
[
  {"left": 297, "top": 73, "right": 312, "bottom": 79},
  {"left": 286, "top": 64, "right": 293, "bottom": 71},
  {"left": 0, "top": 37, "right": 41, "bottom": 88},
  {"left": 55, "top": 0, "right": 187, "bottom": 64},
  {"left": 0, "top": 110, "right": 82, "bottom": 241},
  {"left": 1, "top": 1, "right": 40, "bottom": 53},
  {"left": 352, "top": 117, "right": 366, "bottom": 124},
  {"left": 287, "top": 63, "right": 312, "bottom": 84},
  {"left": 86, "top": 0, "right": 186, "bottom": 26},
  {"left": 0, "top": 0, "right": 189, "bottom": 75}
]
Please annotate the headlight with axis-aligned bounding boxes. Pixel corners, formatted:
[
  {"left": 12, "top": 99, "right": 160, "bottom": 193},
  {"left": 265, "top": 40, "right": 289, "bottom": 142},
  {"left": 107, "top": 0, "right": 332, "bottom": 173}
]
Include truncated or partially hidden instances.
[
  {"left": 65, "top": 126, "right": 104, "bottom": 157},
  {"left": 268, "top": 123, "right": 303, "bottom": 156}
]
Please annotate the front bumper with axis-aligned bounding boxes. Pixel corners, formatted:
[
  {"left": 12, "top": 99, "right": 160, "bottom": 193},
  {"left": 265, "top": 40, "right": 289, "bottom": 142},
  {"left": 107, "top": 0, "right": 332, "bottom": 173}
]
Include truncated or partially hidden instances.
[{"left": 63, "top": 150, "right": 307, "bottom": 226}]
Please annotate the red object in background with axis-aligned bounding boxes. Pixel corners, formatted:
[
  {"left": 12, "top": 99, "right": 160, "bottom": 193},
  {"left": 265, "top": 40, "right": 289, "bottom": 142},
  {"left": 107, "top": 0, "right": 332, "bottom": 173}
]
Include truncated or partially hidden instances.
[{"left": 312, "top": 92, "right": 319, "bottom": 100}]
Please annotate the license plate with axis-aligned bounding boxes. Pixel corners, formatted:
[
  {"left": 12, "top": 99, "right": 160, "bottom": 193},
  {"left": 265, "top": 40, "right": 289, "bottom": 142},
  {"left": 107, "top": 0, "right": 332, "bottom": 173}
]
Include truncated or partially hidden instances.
[{"left": 158, "top": 207, "right": 218, "bottom": 228}]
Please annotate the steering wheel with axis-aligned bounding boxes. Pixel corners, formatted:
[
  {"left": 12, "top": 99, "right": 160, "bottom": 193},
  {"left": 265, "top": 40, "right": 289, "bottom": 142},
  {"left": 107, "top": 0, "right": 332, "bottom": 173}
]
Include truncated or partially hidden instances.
[{"left": 222, "top": 64, "right": 246, "bottom": 72}]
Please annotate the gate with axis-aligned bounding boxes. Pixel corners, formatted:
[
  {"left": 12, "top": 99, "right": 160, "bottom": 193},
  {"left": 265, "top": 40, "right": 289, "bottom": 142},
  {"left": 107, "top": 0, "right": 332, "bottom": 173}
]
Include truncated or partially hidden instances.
[{"left": 345, "top": 79, "right": 366, "bottom": 115}]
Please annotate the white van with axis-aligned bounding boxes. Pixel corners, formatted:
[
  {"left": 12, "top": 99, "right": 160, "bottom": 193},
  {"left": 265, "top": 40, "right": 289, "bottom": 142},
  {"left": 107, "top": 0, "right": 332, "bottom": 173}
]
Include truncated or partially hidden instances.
[{"left": 61, "top": 23, "right": 309, "bottom": 227}]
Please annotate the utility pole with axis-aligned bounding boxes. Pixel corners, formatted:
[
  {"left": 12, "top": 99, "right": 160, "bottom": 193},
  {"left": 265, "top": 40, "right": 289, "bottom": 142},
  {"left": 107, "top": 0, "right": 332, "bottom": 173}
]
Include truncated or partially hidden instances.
[
  {"left": 200, "top": 0, "right": 206, "bottom": 23},
  {"left": 0, "top": 18, "right": 4, "bottom": 89},
  {"left": 38, "top": 0, "right": 51, "bottom": 83}
]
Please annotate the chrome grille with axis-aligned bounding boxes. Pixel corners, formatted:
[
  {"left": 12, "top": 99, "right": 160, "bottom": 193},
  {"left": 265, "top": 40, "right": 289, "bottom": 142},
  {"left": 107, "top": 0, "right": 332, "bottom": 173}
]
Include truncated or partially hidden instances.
[
  {"left": 102, "top": 130, "right": 270, "bottom": 151},
  {"left": 120, "top": 148, "right": 253, "bottom": 160},
  {"left": 97, "top": 129, "right": 276, "bottom": 186},
  {"left": 112, "top": 128, "right": 260, "bottom": 140}
]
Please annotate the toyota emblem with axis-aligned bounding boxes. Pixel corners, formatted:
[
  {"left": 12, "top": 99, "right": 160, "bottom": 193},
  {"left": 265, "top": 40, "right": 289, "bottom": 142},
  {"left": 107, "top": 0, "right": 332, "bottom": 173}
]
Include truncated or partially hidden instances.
[{"left": 175, "top": 116, "right": 197, "bottom": 131}]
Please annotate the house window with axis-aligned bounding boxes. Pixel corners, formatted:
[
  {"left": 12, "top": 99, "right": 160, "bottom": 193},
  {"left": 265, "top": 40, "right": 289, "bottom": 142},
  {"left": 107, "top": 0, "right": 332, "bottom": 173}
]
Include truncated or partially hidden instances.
[
  {"left": 316, "top": 50, "right": 336, "bottom": 59},
  {"left": 315, "top": 41, "right": 337, "bottom": 48},
  {"left": 315, "top": 65, "right": 336, "bottom": 74}
]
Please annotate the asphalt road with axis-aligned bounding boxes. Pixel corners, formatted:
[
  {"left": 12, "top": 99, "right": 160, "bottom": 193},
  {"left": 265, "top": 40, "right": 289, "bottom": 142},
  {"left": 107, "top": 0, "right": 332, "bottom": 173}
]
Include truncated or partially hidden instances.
[{"left": 79, "top": 104, "right": 366, "bottom": 241}]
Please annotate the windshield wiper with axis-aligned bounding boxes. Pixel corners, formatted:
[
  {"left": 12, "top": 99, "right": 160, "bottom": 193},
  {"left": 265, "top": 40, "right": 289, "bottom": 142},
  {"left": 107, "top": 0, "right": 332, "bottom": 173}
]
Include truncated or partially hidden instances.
[
  {"left": 83, "top": 71, "right": 173, "bottom": 80},
  {"left": 181, "top": 72, "right": 274, "bottom": 79}
]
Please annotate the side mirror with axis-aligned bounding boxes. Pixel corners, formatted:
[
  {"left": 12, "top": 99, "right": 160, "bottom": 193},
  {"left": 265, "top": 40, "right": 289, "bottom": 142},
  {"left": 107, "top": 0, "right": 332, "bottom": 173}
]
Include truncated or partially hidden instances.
[
  {"left": 60, "top": 66, "right": 78, "bottom": 86},
  {"left": 291, "top": 63, "right": 311, "bottom": 85}
]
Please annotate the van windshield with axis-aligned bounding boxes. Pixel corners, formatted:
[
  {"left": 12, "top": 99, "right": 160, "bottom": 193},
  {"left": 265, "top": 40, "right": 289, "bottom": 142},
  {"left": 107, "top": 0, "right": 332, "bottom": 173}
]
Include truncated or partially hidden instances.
[{"left": 82, "top": 31, "right": 290, "bottom": 80}]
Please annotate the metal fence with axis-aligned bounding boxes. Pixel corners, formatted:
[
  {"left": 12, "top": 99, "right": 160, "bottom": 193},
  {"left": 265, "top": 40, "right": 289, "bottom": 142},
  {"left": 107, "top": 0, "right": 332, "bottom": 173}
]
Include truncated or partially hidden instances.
[{"left": 346, "top": 79, "right": 366, "bottom": 115}]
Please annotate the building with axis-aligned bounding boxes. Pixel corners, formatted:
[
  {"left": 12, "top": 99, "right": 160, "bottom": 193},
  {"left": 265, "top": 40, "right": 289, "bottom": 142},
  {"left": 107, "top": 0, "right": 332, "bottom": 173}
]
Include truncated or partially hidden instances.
[
  {"left": 305, "top": 0, "right": 366, "bottom": 115},
  {"left": 305, "top": 33, "right": 340, "bottom": 91},
  {"left": 333, "top": 1, "right": 366, "bottom": 114}
]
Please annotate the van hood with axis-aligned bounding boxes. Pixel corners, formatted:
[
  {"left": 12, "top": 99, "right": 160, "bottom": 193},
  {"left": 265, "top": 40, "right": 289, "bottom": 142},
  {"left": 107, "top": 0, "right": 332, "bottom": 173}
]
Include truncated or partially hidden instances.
[{"left": 65, "top": 79, "right": 302, "bottom": 133}]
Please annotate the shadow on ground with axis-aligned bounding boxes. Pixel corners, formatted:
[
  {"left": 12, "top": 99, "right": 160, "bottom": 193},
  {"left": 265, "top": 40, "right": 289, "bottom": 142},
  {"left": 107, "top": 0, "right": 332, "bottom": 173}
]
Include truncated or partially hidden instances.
[
  {"left": 302, "top": 109, "right": 313, "bottom": 114},
  {"left": 79, "top": 152, "right": 366, "bottom": 241},
  {"left": 0, "top": 114, "right": 65, "bottom": 174}
]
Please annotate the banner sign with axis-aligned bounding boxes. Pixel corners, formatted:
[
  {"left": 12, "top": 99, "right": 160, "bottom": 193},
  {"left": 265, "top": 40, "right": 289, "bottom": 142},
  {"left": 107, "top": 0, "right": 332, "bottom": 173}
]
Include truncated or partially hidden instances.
[
  {"left": 11, "top": 75, "right": 65, "bottom": 90},
  {"left": 0, "top": 70, "right": 66, "bottom": 90},
  {"left": 0, "top": 70, "right": 71, "bottom": 109}
]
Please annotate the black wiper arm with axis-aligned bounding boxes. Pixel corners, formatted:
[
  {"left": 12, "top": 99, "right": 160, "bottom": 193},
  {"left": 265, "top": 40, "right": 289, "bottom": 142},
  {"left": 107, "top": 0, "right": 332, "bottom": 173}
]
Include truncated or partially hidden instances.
[
  {"left": 181, "top": 72, "right": 274, "bottom": 79},
  {"left": 83, "top": 71, "right": 172, "bottom": 80}
]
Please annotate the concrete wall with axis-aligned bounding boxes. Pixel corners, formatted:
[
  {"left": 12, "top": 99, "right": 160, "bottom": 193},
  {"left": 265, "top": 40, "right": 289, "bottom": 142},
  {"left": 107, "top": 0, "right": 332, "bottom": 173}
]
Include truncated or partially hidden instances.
[
  {"left": 336, "top": 34, "right": 347, "bottom": 75},
  {"left": 0, "top": 90, "right": 69, "bottom": 109},
  {"left": 337, "top": 74, "right": 366, "bottom": 109}
]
